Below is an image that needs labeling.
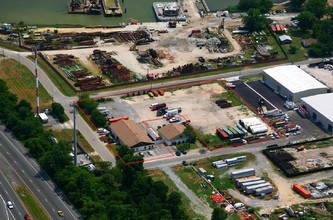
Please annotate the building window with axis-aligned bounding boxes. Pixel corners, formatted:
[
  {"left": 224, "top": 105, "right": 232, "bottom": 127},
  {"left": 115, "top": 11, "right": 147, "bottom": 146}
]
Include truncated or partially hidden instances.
[
  {"left": 312, "top": 112, "right": 317, "bottom": 120},
  {"left": 328, "top": 124, "right": 332, "bottom": 133}
]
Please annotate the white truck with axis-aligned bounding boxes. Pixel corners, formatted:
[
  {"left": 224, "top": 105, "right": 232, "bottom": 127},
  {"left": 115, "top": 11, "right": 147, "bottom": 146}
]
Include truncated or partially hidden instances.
[{"left": 163, "top": 107, "right": 182, "bottom": 118}]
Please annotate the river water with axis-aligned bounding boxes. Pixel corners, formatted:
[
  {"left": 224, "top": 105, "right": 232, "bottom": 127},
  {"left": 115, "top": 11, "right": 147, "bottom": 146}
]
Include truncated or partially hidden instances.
[{"left": 0, "top": 0, "right": 238, "bottom": 25}]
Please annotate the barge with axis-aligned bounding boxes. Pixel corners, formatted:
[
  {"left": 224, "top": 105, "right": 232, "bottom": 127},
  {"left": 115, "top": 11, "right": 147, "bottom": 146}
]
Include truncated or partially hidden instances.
[
  {"left": 101, "top": 0, "right": 123, "bottom": 16},
  {"left": 153, "top": 2, "right": 186, "bottom": 22}
]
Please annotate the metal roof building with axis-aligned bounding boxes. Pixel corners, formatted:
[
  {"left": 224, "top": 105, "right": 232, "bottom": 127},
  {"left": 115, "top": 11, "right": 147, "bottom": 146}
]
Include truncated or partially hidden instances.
[
  {"left": 262, "top": 65, "right": 327, "bottom": 101},
  {"left": 301, "top": 93, "right": 333, "bottom": 133}
]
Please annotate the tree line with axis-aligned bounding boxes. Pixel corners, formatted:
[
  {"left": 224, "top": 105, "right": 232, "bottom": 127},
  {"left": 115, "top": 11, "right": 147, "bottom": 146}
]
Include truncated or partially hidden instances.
[{"left": 0, "top": 79, "right": 189, "bottom": 220}]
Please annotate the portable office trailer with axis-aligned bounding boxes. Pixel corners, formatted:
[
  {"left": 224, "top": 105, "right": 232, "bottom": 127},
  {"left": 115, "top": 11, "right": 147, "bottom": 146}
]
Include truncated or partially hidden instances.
[
  {"left": 231, "top": 168, "right": 255, "bottom": 181},
  {"left": 212, "top": 160, "right": 225, "bottom": 167},
  {"left": 249, "top": 124, "right": 268, "bottom": 134},
  {"left": 241, "top": 180, "right": 266, "bottom": 190},
  {"left": 215, "top": 163, "right": 228, "bottom": 169},
  {"left": 198, "top": 168, "right": 207, "bottom": 176},
  {"left": 236, "top": 177, "right": 262, "bottom": 187},
  {"left": 254, "top": 186, "right": 273, "bottom": 196},
  {"left": 240, "top": 117, "right": 262, "bottom": 129},
  {"left": 244, "top": 182, "right": 271, "bottom": 194},
  {"left": 226, "top": 156, "right": 246, "bottom": 165}
]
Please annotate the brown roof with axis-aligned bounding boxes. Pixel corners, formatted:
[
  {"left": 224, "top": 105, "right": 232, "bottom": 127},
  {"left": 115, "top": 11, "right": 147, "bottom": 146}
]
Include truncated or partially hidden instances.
[
  {"left": 158, "top": 123, "right": 185, "bottom": 140},
  {"left": 110, "top": 120, "right": 153, "bottom": 148}
]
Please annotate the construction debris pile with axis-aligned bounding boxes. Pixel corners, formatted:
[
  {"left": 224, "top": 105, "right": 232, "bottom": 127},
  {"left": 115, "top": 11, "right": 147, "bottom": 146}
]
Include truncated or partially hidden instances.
[
  {"left": 90, "top": 49, "right": 131, "bottom": 82},
  {"left": 53, "top": 54, "right": 103, "bottom": 90},
  {"left": 189, "top": 27, "right": 232, "bottom": 53},
  {"left": 136, "top": 49, "right": 165, "bottom": 67},
  {"left": 164, "top": 63, "right": 211, "bottom": 77},
  {"left": 100, "top": 30, "right": 153, "bottom": 44}
]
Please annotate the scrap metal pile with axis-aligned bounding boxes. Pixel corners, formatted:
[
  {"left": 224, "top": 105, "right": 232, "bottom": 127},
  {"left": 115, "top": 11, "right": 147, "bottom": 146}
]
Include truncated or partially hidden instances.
[
  {"left": 53, "top": 54, "right": 103, "bottom": 90},
  {"left": 90, "top": 49, "right": 131, "bottom": 82}
]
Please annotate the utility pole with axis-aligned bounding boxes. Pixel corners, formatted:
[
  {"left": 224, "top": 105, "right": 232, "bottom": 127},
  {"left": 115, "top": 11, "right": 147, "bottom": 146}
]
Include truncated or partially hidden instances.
[
  {"left": 33, "top": 48, "right": 40, "bottom": 115},
  {"left": 73, "top": 103, "right": 77, "bottom": 166}
]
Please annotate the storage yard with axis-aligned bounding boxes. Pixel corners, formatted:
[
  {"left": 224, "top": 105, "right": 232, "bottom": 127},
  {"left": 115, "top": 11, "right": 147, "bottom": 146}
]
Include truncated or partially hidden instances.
[
  {"left": 123, "top": 83, "right": 256, "bottom": 135},
  {"left": 264, "top": 139, "right": 333, "bottom": 177}
]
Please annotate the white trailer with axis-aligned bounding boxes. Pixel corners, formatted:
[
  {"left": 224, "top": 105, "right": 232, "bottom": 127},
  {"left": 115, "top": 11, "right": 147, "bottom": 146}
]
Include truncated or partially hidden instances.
[
  {"left": 241, "top": 180, "right": 266, "bottom": 190},
  {"left": 231, "top": 168, "right": 255, "bottom": 181},
  {"left": 254, "top": 186, "right": 273, "bottom": 196},
  {"left": 244, "top": 182, "right": 271, "bottom": 194},
  {"left": 236, "top": 177, "right": 262, "bottom": 187},
  {"left": 249, "top": 124, "right": 268, "bottom": 134}
]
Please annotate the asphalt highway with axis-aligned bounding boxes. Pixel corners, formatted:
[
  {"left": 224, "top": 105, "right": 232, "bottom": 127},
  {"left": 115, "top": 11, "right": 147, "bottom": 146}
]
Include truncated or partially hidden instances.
[
  {"left": 0, "top": 172, "right": 26, "bottom": 220},
  {"left": 0, "top": 125, "right": 81, "bottom": 220}
]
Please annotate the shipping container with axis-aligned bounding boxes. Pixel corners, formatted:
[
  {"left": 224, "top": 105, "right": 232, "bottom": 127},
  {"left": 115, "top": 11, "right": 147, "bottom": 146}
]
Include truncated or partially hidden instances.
[
  {"left": 108, "top": 116, "right": 129, "bottom": 123},
  {"left": 233, "top": 127, "right": 244, "bottom": 137},
  {"left": 293, "top": 184, "right": 311, "bottom": 199},
  {"left": 228, "top": 127, "right": 240, "bottom": 137},
  {"left": 223, "top": 128, "right": 234, "bottom": 138},
  {"left": 216, "top": 128, "right": 229, "bottom": 139}
]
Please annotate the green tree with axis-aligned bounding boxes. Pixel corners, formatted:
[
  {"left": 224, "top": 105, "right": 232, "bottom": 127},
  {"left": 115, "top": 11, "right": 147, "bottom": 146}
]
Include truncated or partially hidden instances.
[
  {"left": 243, "top": 9, "right": 269, "bottom": 32},
  {"left": 297, "top": 11, "right": 317, "bottom": 32},
  {"left": 289, "top": 45, "right": 298, "bottom": 54},
  {"left": 78, "top": 93, "right": 98, "bottom": 115},
  {"left": 184, "top": 126, "right": 197, "bottom": 143},
  {"left": 238, "top": 0, "right": 272, "bottom": 13},
  {"left": 211, "top": 208, "right": 228, "bottom": 220},
  {"left": 91, "top": 109, "right": 107, "bottom": 128},
  {"left": 305, "top": 0, "right": 327, "bottom": 19},
  {"left": 290, "top": 0, "right": 306, "bottom": 11},
  {"left": 52, "top": 102, "right": 67, "bottom": 123},
  {"left": 39, "top": 141, "right": 72, "bottom": 175}
]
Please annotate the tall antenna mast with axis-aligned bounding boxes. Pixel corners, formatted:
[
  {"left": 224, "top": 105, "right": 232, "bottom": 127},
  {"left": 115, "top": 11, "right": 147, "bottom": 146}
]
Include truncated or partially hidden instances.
[{"left": 34, "top": 48, "right": 40, "bottom": 114}]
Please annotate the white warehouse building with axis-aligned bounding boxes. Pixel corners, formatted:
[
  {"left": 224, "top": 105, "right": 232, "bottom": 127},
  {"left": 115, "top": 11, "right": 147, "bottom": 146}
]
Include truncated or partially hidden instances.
[
  {"left": 262, "top": 65, "right": 327, "bottom": 102},
  {"left": 301, "top": 93, "right": 333, "bottom": 133}
]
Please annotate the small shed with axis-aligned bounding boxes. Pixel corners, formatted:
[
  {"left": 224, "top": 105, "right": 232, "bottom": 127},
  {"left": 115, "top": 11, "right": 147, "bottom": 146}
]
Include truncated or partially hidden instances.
[
  {"left": 279, "top": 35, "right": 292, "bottom": 44},
  {"left": 38, "top": 113, "right": 49, "bottom": 124}
]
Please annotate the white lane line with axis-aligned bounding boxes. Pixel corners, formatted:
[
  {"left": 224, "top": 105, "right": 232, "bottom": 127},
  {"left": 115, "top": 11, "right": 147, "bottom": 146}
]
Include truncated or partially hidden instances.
[{"left": 244, "top": 82, "right": 278, "bottom": 109}]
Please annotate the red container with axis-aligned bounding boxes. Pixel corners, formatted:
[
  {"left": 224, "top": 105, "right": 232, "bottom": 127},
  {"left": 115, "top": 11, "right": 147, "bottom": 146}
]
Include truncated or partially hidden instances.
[{"left": 293, "top": 184, "right": 311, "bottom": 199}]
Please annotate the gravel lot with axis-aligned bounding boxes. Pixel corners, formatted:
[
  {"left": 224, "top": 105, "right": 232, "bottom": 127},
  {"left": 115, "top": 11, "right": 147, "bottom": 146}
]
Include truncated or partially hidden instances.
[{"left": 124, "top": 83, "right": 256, "bottom": 134}]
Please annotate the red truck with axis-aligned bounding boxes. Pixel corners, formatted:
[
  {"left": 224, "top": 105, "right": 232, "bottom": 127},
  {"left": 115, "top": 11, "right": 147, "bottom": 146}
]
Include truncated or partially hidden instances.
[{"left": 151, "top": 103, "right": 167, "bottom": 111}]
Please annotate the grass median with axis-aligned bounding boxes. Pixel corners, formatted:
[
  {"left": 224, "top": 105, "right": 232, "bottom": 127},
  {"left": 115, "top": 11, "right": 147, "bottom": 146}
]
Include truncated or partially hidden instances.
[{"left": 16, "top": 185, "right": 50, "bottom": 220}]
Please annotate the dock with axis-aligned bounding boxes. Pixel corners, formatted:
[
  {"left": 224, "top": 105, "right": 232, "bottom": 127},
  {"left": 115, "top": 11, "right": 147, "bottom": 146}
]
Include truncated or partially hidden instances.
[
  {"left": 101, "top": 0, "right": 123, "bottom": 16},
  {"left": 153, "top": 2, "right": 186, "bottom": 22}
]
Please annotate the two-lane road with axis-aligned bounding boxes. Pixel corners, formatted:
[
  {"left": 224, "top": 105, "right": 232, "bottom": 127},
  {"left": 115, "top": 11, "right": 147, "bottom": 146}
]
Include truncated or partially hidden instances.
[{"left": 0, "top": 125, "right": 81, "bottom": 220}]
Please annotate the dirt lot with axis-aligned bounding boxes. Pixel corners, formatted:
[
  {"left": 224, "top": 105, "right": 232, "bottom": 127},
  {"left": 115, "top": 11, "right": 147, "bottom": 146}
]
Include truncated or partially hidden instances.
[
  {"left": 286, "top": 146, "right": 333, "bottom": 171},
  {"left": 124, "top": 83, "right": 256, "bottom": 134}
]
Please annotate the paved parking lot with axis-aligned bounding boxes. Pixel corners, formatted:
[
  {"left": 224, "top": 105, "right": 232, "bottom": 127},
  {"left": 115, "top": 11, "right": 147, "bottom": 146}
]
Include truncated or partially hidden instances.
[{"left": 233, "top": 80, "right": 327, "bottom": 139}]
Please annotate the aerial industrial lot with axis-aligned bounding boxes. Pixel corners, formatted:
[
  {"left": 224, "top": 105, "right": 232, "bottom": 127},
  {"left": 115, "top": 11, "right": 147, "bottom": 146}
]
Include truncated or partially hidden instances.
[{"left": 2, "top": 0, "right": 333, "bottom": 219}]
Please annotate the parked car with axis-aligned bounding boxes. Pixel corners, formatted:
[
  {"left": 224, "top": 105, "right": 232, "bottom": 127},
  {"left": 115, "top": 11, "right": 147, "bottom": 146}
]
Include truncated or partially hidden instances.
[
  {"left": 180, "top": 150, "right": 187, "bottom": 155},
  {"left": 139, "top": 152, "right": 144, "bottom": 157},
  {"left": 169, "top": 117, "right": 181, "bottom": 123},
  {"left": 147, "top": 151, "right": 154, "bottom": 156},
  {"left": 182, "top": 161, "right": 188, "bottom": 166},
  {"left": 175, "top": 151, "right": 181, "bottom": 156}
]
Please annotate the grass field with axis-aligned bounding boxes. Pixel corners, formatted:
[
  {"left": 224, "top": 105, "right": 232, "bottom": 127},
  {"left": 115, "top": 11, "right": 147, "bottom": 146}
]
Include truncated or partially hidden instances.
[
  {"left": 0, "top": 59, "right": 52, "bottom": 110},
  {"left": 16, "top": 185, "right": 50, "bottom": 220},
  {"left": 52, "top": 129, "right": 95, "bottom": 154},
  {"left": 148, "top": 170, "right": 206, "bottom": 220}
]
